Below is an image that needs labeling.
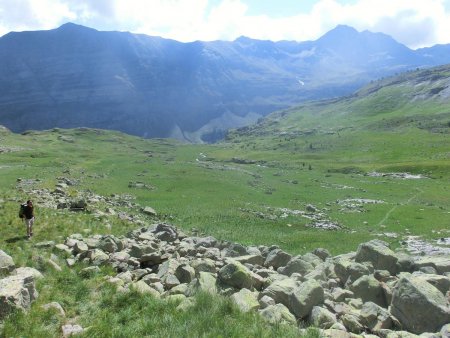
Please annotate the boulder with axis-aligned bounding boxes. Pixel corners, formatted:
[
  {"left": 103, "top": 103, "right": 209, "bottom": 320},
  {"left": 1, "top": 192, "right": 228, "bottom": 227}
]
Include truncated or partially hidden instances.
[
  {"left": 41, "top": 302, "right": 66, "bottom": 317},
  {"left": 390, "top": 276, "right": 450, "bottom": 334},
  {"left": 355, "top": 240, "right": 398, "bottom": 275},
  {"left": 278, "top": 256, "right": 314, "bottom": 276},
  {"left": 175, "top": 264, "right": 195, "bottom": 284},
  {"left": 259, "top": 278, "right": 297, "bottom": 307},
  {"left": 0, "top": 272, "right": 38, "bottom": 320},
  {"left": 264, "top": 249, "right": 292, "bottom": 269},
  {"left": 413, "top": 273, "right": 450, "bottom": 295},
  {"left": 312, "top": 248, "right": 331, "bottom": 261},
  {"left": 230, "top": 288, "right": 260, "bottom": 312},
  {"left": 350, "top": 275, "right": 386, "bottom": 307},
  {"left": 191, "top": 258, "right": 216, "bottom": 274},
  {"left": 218, "top": 261, "right": 261, "bottom": 290},
  {"left": 258, "top": 303, "right": 297, "bottom": 325},
  {"left": 88, "top": 249, "right": 109, "bottom": 266},
  {"left": 61, "top": 324, "right": 84, "bottom": 337},
  {"left": 142, "top": 206, "right": 157, "bottom": 216},
  {"left": 132, "top": 281, "right": 161, "bottom": 298},
  {"left": 98, "top": 236, "right": 119, "bottom": 253},
  {"left": 360, "top": 301, "right": 394, "bottom": 332},
  {"left": 233, "top": 255, "right": 265, "bottom": 266},
  {"left": 222, "top": 243, "right": 248, "bottom": 257},
  {"left": 414, "top": 256, "right": 450, "bottom": 275},
  {"left": 340, "top": 313, "right": 364, "bottom": 334},
  {"left": 288, "top": 279, "right": 324, "bottom": 319},
  {"left": 14, "top": 267, "right": 43, "bottom": 280},
  {"left": 259, "top": 295, "right": 275, "bottom": 309},
  {"left": 153, "top": 223, "right": 177, "bottom": 242},
  {"left": 187, "top": 272, "right": 217, "bottom": 295},
  {"left": 309, "top": 306, "right": 337, "bottom": 329}
]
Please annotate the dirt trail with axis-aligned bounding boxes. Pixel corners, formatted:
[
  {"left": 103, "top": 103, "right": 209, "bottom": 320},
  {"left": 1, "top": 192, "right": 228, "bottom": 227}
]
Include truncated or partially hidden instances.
[{"left": 376, "top": 188, "right": 424, "bottom": 227}]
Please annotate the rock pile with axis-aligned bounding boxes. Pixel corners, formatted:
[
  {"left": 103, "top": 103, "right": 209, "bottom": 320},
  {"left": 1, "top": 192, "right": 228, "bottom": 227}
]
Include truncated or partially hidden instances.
[
  {"left": 0, "top": 250, "right": 42, "bottom": 321},
  {"left": 54, "top": 224, "right": 450, "bottom": 337}
]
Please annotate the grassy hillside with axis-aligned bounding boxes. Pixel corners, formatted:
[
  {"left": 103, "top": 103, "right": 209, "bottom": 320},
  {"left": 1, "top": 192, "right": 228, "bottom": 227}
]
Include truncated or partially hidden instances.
[{"left": 1, "top": 65, "right": 450, "bottom": 336}]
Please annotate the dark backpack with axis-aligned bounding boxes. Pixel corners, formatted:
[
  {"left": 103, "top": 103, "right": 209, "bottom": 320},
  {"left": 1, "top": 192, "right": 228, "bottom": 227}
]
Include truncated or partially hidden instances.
[{"left": 19, "top": 203, "right": 27, "bottom": 218}]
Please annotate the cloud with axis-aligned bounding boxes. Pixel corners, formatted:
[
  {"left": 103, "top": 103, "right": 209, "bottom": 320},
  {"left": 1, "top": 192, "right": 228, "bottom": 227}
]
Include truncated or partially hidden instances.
[{"left": 0, "top": 0, "right": 449, "bottom": 48}]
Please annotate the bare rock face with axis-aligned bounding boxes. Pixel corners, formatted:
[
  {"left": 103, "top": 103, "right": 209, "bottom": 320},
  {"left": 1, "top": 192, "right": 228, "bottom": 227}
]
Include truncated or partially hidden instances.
[{"left": 390, "top": 276, "right": 450, "bottom": 334}]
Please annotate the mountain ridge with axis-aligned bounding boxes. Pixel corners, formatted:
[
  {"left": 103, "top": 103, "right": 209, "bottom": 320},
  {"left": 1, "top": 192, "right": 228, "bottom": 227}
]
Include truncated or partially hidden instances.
[{"left": 0, "top": 23, "right": 449, "bottom": 142}]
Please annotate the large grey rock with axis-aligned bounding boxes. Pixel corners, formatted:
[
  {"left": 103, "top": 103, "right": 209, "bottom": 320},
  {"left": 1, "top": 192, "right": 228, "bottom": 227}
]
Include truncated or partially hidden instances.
[
  {"left": 0, "top": 272, "right": 38, "bottom": 320},
  {"left": 414, "top": 256, "right": 450, "bottom": 275},
  {"left": 258, "top": 304, "right": 297, "bottom": 325},
  {"left": 175, "top": 264, "right": 195, "bottom": 284},
  {"left": 264, "top": 249, "right": 292, "bottom": 269},
  {"left": 355, "top": 240, "right": 398, "bottom": 275},
  {"left": 222, "top": 243, "right": 248, "bottom": 257},
  {"left": 259, "top": 278, "right": 297, "bottom": 307},
  {"left": 230, "top": 288, "right": 260, "bottom": 312},
  {"left": 278, "top": 256, "right": 314, "bottom": 276},
  {"left": 413, "top": 273, "right": 450, "bottom": 295},
  {"left": 191, "top": 258, "right": 216, "bottom": 274},
  {"left": 340, "top": 313, "right": 364, "bottom": 334},
  {"left": 233, "top": 255, "right": 265, "bottom": 266},
  {"left": 309, "top": 306, "right": 337, "bottom": 329},
  {"left": 88, "top": 249, "right": 109, "bottom": 266},
  {"left": 350, "top": 275, "right": 386, "bottom": 307},
  {"left": 218, "top": 261, "right": 262, "bottom": 290},
  {"left": 288, "top": 279, "right": 324, "bottom": 319},
  {"left": 153, "top": 223, "right": 177, "bottom": 242},
  {"left": 390, "top": 276, "right": 450, "bottom": 334},
  {"left": 187, "top": 272, "right": 217, "bottom": 295},
  {"left": 132, "top": 281, "right": 161, "bottom": 298},
  {"left": 360, "top": 301, "right": 394, "bottom": 332}
]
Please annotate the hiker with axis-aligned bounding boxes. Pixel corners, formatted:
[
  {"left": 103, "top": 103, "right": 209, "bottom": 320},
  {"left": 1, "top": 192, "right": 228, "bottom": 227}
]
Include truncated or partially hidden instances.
[{"left": 22, "top": 200, "right": 35, "bottom": 238}]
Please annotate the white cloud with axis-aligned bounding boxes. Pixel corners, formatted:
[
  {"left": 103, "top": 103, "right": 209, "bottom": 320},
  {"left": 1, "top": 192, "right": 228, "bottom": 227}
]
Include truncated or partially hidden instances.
[{"left": 0, "top": 0, "right": 449, "bottom": 48}]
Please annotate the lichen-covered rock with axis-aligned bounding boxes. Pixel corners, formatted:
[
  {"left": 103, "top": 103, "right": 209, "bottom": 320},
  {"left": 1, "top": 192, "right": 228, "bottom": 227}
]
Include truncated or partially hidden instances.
[
  {"left": 230, "top": 288, "right": 259, "bottom": 312},
  {"left": 258, "top": 303, "right": 296, "bottom": 325},
  {"left": 355, "top": 240, "right": 398, "bottom": 275},
  {"left": 187, "top": 272, "right": 217, "bottom": 295},
  {"left": 350, "top": 275, "right": 386, "bottom": 307},
  {"left": 390, "top": 276, "right": 450, "bottom": 334},
  {"left": 288, "top": 279, "right": 324, "bottom": 319},
  {"left": 218, "top": 261, "right": 261, "bottom": 290}
]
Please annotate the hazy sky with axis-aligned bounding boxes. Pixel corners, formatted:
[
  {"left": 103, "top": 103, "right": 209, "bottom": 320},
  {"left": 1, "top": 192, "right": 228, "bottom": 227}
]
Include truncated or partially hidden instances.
[{"left": 0, "top": 0, "right": 449, "bottom": 49}]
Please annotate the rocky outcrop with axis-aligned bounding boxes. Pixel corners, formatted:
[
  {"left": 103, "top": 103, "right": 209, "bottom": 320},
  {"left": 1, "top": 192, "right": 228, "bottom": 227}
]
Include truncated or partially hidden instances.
[
  {"left": 0, "top": 253, "right": 42, "bottom": 321},
  {"left": 53, "top": 224, "right": 450, "bottom": 336}
]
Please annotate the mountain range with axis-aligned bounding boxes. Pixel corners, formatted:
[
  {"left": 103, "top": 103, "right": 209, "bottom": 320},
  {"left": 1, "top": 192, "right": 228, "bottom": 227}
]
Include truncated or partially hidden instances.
[{"left": 0, "top": 22, "right": 449, "bottom": 142}]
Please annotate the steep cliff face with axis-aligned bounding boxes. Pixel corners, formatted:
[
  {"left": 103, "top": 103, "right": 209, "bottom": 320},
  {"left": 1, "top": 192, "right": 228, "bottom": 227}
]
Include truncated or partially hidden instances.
[{"left": 0, "top": 23, "right": 448, "bottom": 142}]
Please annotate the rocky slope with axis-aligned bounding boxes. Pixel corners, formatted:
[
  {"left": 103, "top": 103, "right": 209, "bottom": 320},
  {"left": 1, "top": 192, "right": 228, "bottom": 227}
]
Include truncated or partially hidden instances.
[
  {"left": 3, "top": 223, "right": 448, "bottom": 337},
  {"left": 1, "top": 23, "right": 449, "bottom": 142}
]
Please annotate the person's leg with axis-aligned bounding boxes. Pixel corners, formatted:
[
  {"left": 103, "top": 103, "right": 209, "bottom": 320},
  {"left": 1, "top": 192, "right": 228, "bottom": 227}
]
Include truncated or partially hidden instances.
[
  {"left": 29, "top": 217, "right": 34, "bottom": 236},
  {"left": 25, "top": 218, "right": 32, "bottom": 237}
]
